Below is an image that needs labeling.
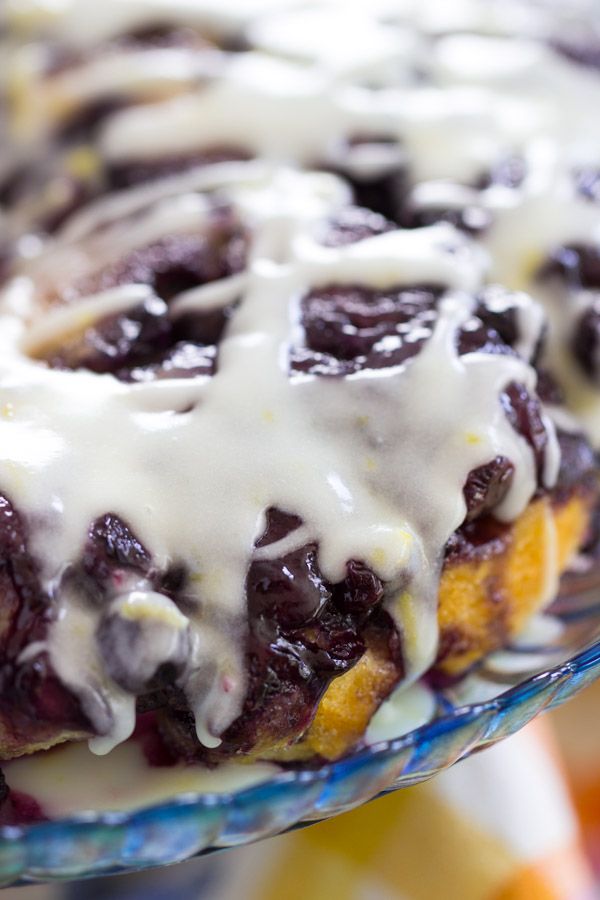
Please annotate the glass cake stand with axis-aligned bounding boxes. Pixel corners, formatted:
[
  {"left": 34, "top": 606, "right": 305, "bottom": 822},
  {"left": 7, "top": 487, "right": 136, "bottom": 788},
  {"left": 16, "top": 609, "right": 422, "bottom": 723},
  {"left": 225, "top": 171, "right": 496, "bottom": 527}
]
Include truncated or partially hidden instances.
[{"left": 2, "top": 573, "right": 600, "bottom": 887}]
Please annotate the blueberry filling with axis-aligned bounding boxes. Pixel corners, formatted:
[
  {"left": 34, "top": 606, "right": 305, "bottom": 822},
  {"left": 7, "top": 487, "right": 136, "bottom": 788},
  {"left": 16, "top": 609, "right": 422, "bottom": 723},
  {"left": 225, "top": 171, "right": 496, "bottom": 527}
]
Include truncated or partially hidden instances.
[
  {"left": 106, "top": 148, "right": 253, "bottom": 192},
  {"left": 463, "top": 457, "right": 514, "bottom": 522},
  {"left": 501, "top": 382, "right": 549, "bottom": 481},
  {"left": 291, "top": 284, "right": 443, "bottom": 375},
  {"left": 538, "top": 244, "right": 600, "bottom": 382},
  {"left": 320, "top": 205, "right": 396, "bottom": 248},
  {"left": 66, "top": 212, "right": 247, "bottom": 303},
  {"left": 55, "top": 97, "right": 129, "bottom": 146},
  {"left": 84, "top": 513, "right": 152, "bottom": 587},
  {"left": 398, "top": 157, "right": 527, "bottom": 237},
  {"left": 40, "top": 297, "right": 234, "bottom": 381},
  {"left": 0, "top": 786, "right": 47, "bottom": 826},
  {"left": 574, "top": 167, "right": 600, "bottom": 203},
  {"left": 400, "top": 202, "right": 492, "bottom": 236},
  {"left": 540, "top": 243, "right": 600, "bottom": 291},
  {"left": 291, "top": 280, "right": 533, "bottom": 373},
  {"left": 477, "top": 156, "right": 527, "bottom": 191},
  {"left": 323, "top": 135, "right": 408, "bottom": 223},
  {"left": 156, "top": 508, "right": 402, "bottom": 761},
  {"left": 36, "top": 210, "right": 246, "bottom": 380},
  {"left": 550, "top": 38, "right": 600, "bottom": 71},
  {"left": 0, "top": 496, "right": 92, "bottom": 745},
  {"left": 573, "top": 301, "right": 600, "bottom": 383}
]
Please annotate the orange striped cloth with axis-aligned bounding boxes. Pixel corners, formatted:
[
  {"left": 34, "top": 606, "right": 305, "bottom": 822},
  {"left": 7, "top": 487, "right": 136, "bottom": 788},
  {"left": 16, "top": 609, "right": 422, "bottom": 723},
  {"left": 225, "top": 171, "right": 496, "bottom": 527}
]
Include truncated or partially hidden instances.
[
  {"left": 204, "top": 713, "right": 598, "bottom": 900},
  {"left": 553, "top": 680, "right": 600, "bottom": 885}
]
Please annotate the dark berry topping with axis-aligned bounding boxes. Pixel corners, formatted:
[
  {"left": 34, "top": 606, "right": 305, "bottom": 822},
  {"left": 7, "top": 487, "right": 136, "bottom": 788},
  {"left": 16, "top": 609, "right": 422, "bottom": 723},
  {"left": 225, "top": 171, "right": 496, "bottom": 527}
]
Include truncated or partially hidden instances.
[
  {"left": 68, "top": 212, "right": 247, "bottom": 303},
  {"left": 573, "top": 300, "right": 600, "bottom": 382},
  {"left": 463, "top": 457, "right": 514, "bottom": 522},
  {"left": 160, "top": 508, "right": 401, "bottom": 760},
  {"left": 401, "top": 202, "right": 492, "bottom": 236},
  {"left": 550, "top": 38, "right": 600, "bottom": 71},
  {"left": 554, "top": 428, "right": 598, "bottom": 502},
  {"left": 538, "top": 244, "right": 600, "bottom": 381},
  {"left": 0, "top": 495, "right": 92, "bottom": 745},
  {"left": 574, "top": 167, "right": 600, "bottom": 203},
  {"left": 249, "top": 545, "right": 332, "bottom": 633},
  {"left": 291, "top": 283, "right": 442, "bottom": 375},
  {"left": 83, "top": 514, "right": 151, "bottom": 587},
  {"left": 0, "top": 496, "right": 49, "bottom": 657},
  {"left": 36, "top": 210, "right": 244, "bottom": 380},
  {"left": 0, "top": 163, "right": 32, "bottom": 209},
  {"left": 56, "top": 97, "right": 128, "bottom": 145},
  {"left": 125, "top": 340, "right": 218, "bottom": 382},
  {"left": 38, "top": 298, "right": 233, "bottom": 382},
  {"left": 539, "top": 243, "right": 600, "bottom": 290},
  {"left": 218, "top": 538, "right": 397, "bottom": 755},
  {"left": 0, "top": 159, "right": 99, "bottom": 237},
  {"left": 536, "top": 368, "right": 564, "bottom": 406},
  {"left": 401, "top": 156, "right": 528, "bottom": 235},
  {"left": 12, "top": 658, "right": 87, "bottom": 730},
  {"left": 117, "top": 24, "right": 211, "bottom": 51},
  {"left": 0, "top": 788, "right": 47, "bottom": 826},
  {"left": 501, "top": 382, "right": 549, "bottom": 480},
  {"left": 444, "top": 515, "right": 511, "bottom": 564},
  {"left": 42, "top": 294, "right": 172, "bottom": 375},
  {"left": 321, "top": 205, "right": 396, "bottom": 247},
  {"left": 107, "top": 148, "right": 252, "bottom": 191},
  {"left": 291, "top": 280, "right": 538, "bottom": 377},
  {"left": 325, "top": 135, "right": 407, "bottom": 222},
  {"left": 255, "top": 507, "right": 303, "bottom": 548},
  {"left": 477, "top": 156, "right": 527, "bottom": 191},
  {"left": 473, "top": 287, "right": 524, "bottom": 352},
  {"left": 456, "top": 316, "right": 514, "bottom": 359},
  {"left": 133, "top": 711, "right": 178, "bottom": 767}
]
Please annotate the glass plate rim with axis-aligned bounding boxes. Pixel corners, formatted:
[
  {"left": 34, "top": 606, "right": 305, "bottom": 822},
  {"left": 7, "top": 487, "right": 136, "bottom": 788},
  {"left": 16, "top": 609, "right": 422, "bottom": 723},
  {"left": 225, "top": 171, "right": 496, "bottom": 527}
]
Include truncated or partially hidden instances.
[{"left": 3, "top": 634, "right": 599, "bottom": 843}]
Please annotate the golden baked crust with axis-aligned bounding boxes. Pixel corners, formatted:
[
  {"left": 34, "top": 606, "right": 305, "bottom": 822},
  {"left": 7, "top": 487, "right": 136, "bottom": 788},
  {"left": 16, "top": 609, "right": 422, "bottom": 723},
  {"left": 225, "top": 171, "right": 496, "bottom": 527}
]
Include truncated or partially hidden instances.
[
  {"left": 436, "top": 494, "right": 591, "bottom": 677},
  {"left": 275, "top": 492, "right": 594, "bottom": 762}
]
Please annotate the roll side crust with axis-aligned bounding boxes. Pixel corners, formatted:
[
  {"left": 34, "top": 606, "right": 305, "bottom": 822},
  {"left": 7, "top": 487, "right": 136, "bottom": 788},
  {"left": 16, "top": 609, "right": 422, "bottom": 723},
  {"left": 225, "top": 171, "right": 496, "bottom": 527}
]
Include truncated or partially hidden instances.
[{"left": 291, "top": 492, "right": 593, "bottom": 762}]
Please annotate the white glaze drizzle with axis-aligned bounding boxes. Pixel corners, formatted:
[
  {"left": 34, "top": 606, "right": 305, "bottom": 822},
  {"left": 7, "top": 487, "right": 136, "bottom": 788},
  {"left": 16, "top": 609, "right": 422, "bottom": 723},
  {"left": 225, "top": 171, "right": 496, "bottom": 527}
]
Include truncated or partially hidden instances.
[
  {"left": 5, "top": 0, "right": 597, "bottom": 755},
  {"left": 3, "top": 8, "right": 563, "bottom": 184},
  {"left": 0, "top": 161, "right": 555, "bottom": 753}
]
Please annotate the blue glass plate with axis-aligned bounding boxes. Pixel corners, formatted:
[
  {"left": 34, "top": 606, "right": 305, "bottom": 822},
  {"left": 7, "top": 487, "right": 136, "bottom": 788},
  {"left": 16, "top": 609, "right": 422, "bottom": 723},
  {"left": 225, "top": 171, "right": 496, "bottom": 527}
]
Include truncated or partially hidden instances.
[{"left": 2, "top": 573, "right": 600, "bottom": 887}]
